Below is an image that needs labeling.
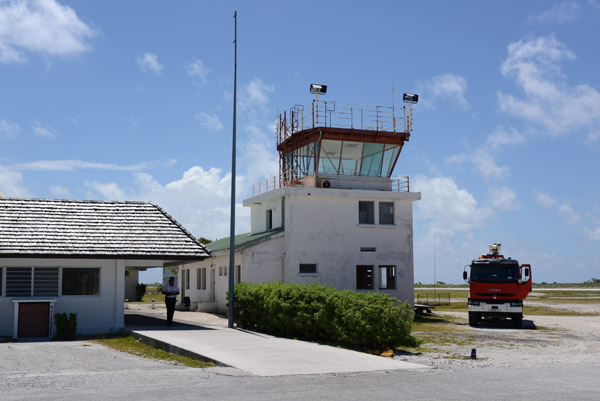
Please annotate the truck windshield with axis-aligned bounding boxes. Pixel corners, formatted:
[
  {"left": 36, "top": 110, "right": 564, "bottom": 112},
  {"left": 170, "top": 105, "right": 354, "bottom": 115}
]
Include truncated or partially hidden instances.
[{"left": 471, "top": 263, "right": 519, "bottom": 283}]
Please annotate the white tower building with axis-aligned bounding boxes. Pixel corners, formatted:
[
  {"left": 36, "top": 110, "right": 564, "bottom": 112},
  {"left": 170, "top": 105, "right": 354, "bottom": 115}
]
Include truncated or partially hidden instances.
[{"left": 181, "top": 97, "right": 420, "bottom": 313}]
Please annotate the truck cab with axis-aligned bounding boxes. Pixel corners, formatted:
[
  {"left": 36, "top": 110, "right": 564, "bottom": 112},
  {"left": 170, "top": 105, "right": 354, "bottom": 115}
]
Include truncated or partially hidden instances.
[{"left": 463, "top": 243, "right": 532, "bottom": 328}]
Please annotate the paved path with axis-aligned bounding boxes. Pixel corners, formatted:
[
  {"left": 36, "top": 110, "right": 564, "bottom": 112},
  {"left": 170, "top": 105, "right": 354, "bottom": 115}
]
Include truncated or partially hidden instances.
[{"left": 123, "top": 306, "right": 426, "bottom": 376}]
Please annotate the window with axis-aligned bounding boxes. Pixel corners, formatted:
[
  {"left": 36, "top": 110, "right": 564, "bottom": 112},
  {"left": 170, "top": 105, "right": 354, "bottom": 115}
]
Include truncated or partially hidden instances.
[
  {"left": 266, "top": 209, "right": 273, "bottom": 230},
  {"left": 359, "top": 201, "right": 374, "bottom": 224},
  {"left": 219, "top": 267, "right": 222, "bottom": 276},
  {"left": 223, "top": 267, "right": 227, "bottom": 276},
  {"left": 356, "top": 265, "right": 374, "bottom": 290},
  {"left": 379, "top": 202, "right": 394, "bottom": 225},
  {"left": 236, "top": 265, "right": 242, "bottom": 284},
  {"left": 379, "top": 266, "right": 396, "bottom": 289},
  {"left": 0, "top": 267, "right": 2, "bottom": 296},
  {"left": 185, "top": 269, "right": 190, "bottom": 290},
  {"left": 299, "top": 264, "right": 317, "bottom": 274},
  {"left": 360, "top": 247, "right": 376, "bottom": 252},
  {"left": 197, "top": 268, "right": 206, "bottom": 290},
  {"left": 5, "top": 267, "right": 59, "bottom": 297},
  {"left": 62, "top": 268, "right": 100, "bottom": 296}
]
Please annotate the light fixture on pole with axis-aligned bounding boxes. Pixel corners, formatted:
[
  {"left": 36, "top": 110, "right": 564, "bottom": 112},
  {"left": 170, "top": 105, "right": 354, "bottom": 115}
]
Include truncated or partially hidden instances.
[
  {"left": 402, "top": 93, "right": 419, "bottom": 104},
  {"left": 310, "top": 83, "right": 327, "bottom": 102}
]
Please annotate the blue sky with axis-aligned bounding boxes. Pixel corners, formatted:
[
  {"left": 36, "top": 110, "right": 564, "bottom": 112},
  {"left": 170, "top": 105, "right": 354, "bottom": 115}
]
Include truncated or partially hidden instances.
[{"left": 1, "top": 0, "right": 599, "bottom": 284}]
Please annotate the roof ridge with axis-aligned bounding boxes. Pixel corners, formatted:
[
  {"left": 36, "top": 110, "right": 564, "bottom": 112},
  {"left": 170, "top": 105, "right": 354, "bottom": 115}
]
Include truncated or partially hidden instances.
[
  {"left": 148, "top": 202, "right": 212, "bottom": 256},
  {"left": 0, "top": 197, "right": 149, "bottom": 205}
]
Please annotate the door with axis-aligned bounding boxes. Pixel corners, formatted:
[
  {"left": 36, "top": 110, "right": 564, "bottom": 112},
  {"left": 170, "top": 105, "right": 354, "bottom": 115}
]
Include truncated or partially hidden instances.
[{"left": 18, "top": 302, "right": 50, "bottom": 338}]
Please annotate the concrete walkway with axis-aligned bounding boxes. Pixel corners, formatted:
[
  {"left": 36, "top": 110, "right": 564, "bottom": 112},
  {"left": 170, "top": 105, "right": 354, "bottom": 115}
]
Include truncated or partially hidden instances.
[{"left": 123, "top": 305, "right": 426, "bottom": 376}]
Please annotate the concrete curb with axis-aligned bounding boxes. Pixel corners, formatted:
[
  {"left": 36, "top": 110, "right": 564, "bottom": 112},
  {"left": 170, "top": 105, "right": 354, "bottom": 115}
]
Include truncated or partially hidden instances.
[{"left": 121, "top": 328, "right": 230, "bottom": 368}]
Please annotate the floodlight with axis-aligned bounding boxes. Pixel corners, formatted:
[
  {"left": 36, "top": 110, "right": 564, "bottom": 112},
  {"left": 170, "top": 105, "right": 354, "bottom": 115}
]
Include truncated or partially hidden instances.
[
  {"left": 403, "top": 93, "right": 419, "bottom": 104},
  {"left": 489, "top": 243, "right": 502, "bottom": 255},
  {"left": 310, "top": 84, "right": 327, "bottom": 95}
]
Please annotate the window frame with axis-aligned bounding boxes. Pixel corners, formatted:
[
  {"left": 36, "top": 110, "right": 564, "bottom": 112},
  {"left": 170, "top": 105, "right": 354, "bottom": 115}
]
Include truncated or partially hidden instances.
[
  {"left": 61, "top": 267, "right": 100, "bottom": 296},
  {"left": 379, "top": 202, "right": 395, "bottom": 225},
  {"left": 378, "top": 265, "right": 396, "bottom": 290},
  {"left": 358, "top": 201, "right": 375, "bottom": 224},
  {"left": 298, "top": 264, "right": 318, "bottom": 274}
]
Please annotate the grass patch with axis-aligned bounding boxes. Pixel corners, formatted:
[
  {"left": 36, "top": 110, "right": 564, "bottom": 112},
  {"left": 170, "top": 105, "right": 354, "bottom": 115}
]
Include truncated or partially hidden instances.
[
  {"left": 524, "top": 305, "right": 598, "bottom": 316},
  {"left": 90, "top": 334, "right": 215, "bottom": 368}
]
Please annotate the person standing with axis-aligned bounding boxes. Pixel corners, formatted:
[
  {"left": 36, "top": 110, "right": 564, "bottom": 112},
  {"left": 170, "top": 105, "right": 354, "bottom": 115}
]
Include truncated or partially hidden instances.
[{"left": 162, "top": 276, "right": 180, "bottom": 326}]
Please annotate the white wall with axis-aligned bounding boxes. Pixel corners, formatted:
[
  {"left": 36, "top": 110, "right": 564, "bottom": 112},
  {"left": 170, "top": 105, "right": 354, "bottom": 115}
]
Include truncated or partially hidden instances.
[
  {"left": 0, "top": 258, "right": 125, "bottom": 337},
  {"left": 279, "top": 187, "right": 418, "bottom": 303},
  {"left": 249, "top": 196, "right": 284, "bottom": 234},
  {"left": 183, "top": 234, "right": 284, "bottom": 314}
]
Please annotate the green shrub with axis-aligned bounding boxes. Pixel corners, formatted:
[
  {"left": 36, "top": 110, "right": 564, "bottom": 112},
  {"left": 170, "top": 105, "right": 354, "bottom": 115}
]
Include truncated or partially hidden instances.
[
  {"left": 54, "top": 312, "right": 77, "bottom": 341},
  {"left": 233, "top": 282, "right": 415, "bottom": 351},
  {"left": 136, "top": 283, "right": 147, "bottom": 301}
]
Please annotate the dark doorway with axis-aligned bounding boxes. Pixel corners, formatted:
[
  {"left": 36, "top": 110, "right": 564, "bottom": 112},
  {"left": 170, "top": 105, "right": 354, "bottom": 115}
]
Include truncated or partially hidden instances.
[{"left": 18, "top": 302, "right": 50, "bottom": 337}]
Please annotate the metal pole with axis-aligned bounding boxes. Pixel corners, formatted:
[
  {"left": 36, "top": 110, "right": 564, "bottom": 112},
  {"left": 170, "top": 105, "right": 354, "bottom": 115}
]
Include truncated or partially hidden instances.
[{"left": 228, "top": 11, "right": 237, "bottom": 329}]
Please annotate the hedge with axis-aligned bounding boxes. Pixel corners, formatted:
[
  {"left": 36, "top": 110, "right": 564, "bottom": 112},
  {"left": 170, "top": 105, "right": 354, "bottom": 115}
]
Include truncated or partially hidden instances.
[{"left": 233, "top": 282, "right": 415, "bottom": 350}]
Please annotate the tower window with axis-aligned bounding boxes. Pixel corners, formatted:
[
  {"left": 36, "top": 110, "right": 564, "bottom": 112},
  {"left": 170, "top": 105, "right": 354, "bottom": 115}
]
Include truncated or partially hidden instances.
[
  {"left": 379, "top": 202, "right": 394, "bottom": 225},
  {"left": 359, "top": 201, "right": 374, "bottom": 224}
]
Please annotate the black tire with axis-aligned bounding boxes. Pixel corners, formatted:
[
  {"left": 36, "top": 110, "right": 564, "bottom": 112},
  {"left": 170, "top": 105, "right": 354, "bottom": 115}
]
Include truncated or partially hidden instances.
[
  {"left": 512, "top": 315, "right": 523, "bottom": 329},
  {"left": 469, "top": 313, "right": 479, "bottom": 327}
]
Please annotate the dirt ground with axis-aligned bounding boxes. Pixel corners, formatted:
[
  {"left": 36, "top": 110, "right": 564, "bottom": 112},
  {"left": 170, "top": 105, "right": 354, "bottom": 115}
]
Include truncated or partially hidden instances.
[{"left": 396, "top": 298, "right": 600, "bottom": 370}]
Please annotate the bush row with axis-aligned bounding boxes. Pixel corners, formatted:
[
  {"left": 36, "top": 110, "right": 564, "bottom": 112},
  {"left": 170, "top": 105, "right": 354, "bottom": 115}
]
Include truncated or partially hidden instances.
[{"left": 233, "top": 282, "right": 416, "bottom": 350}]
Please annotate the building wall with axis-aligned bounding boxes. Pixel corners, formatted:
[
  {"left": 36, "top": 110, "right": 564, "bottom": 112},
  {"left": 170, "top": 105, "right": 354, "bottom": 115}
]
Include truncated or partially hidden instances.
[
  {"left": 182, "top": 235, "right": 284, "bottom": 313},
  {"left": 249, "top": 196, "right": 284, "bottom": 234},
  {"left": 275, "top": 187, "right": 418, "bottom": 303},
  {"left": 0, "top": 258, "right": 125, "bottom": 337}
]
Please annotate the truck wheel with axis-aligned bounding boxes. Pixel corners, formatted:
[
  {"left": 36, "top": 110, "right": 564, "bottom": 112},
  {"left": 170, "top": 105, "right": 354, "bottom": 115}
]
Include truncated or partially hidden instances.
[
  {"left": 512, "top": 315, "right": 523, "bottom": 329},
  {"left": 469, "top": 313, "right": 479, "bottom": 327}
]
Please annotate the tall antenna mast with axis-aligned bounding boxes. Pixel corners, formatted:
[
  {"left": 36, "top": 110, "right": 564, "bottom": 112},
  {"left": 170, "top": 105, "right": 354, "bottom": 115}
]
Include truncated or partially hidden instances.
[{"left": 228, "top": 10, "right": 237, "bottom": 329}]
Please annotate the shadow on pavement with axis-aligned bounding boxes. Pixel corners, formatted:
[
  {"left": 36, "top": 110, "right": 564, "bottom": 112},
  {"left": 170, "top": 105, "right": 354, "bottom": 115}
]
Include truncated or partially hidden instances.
[{"left": 124, "top": 312, "right": 216, "bottom": 331}]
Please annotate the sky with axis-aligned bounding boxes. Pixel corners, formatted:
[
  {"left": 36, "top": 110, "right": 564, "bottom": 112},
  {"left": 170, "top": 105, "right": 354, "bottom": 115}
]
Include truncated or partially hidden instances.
[{"left": 1, "top": 0, "right": 599, "bottom": 285}]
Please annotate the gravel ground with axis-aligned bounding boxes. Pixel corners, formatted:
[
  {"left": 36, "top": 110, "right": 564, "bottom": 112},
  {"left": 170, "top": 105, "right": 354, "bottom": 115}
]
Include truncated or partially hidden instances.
[{"left": 396, "top": 300, "right": 600, "bottom": 370}]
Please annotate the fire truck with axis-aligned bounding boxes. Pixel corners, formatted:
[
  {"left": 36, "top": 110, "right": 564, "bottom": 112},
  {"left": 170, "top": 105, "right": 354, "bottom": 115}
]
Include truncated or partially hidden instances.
[{"left": 463, "top": 243, "right": 532, "bottom": 328}]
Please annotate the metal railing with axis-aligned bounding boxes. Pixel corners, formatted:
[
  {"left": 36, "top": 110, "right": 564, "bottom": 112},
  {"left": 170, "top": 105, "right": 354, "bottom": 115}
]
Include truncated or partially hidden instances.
[
  {"left": 252, "top": 175, "right": 410, "bottom": 197},
  {"left": 277, "top": 100, "right": 414, "bottom": 145}
]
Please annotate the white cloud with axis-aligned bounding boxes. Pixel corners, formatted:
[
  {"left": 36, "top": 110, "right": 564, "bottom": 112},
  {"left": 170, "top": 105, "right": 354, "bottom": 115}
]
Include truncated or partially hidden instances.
[
  {"left": 194, "top": 112, "right": 224, "bottom": 131},
  {"left": 529, "top": 2, "right": 580, "bottom": 24},
  {"left": 11, "top": 159, "right": 165, "bottom": 171},
  {"left": 240, "top": 79, "right": 275, "bottom": 110},
  {"left": 488, "top": 186, "right": 519, "bottom": 211},
  {"left": 85, "top": 166, "right": 250, "bottom": 239},
  {"left": 137, "top": 52, "right": 163, "bottom": 75},
  {"left": 0, "top": 118, "right": 20, "bottom": 139},
  {"left": 31, "top": 121, "right": 55, "bottom": 139},
  {"left": 557, "top": 203, "right": 580, "bottom": 224},
  {"left": 0, "top": 165, "right": 31, "bottom": 197},
  {"left": 535, "top": 191, "right": 557, "bottom": 209},
  {"left": 535, "top": 191, "right": 580, "bottom": 224},
  {"left": 418, "top": 73, "right": 469, "bottom": 110},
  {"left": 583, "top": 226, "right": 600, "bottom": 241},
  {"left": 186, "top": 58, "right": 210, "bottom": 85},
  {"left": 49, "top": 184, "right": 71, "bottom": 198},
  {"left": 448, "top": 126, "right": 524, "bottom": 180},
  {"left": 0, "top": 0, "right": 96, "bottom": 63},
  {"left": 413, "top": 175, "right": 493, "bottom": 235},
  {"left": 485, "top": 126, "right": 525, "bottom": 150},
  {"left": 498, "top": 35, "right": 600, "bottom": 138}
]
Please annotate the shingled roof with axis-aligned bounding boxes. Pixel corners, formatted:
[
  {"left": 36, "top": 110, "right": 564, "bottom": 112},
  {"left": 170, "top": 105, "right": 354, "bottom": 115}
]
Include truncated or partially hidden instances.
[{"left": 0, "top": 198, "right": 211, "bottom": 260}]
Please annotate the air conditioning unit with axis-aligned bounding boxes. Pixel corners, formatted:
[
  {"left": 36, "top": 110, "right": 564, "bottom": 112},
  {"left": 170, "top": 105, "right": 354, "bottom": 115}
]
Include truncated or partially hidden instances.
[{"left": 321, "top": 180, "right": 331, "bottom": 188}]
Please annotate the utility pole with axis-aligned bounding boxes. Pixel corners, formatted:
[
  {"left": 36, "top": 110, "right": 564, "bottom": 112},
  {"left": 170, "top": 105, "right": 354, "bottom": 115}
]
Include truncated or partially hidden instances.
[{"left": 228, "top": 11, "right": 237, "bottom": 329}]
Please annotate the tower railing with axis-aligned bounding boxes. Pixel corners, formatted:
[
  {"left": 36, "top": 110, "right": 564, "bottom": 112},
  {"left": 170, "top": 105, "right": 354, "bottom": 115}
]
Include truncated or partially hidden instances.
[
  {"left": 277, "top": 100, "right": 413, "bottom": 145},
  {"left": 251, "top": 175, "right": 410, "bottom": 196}
]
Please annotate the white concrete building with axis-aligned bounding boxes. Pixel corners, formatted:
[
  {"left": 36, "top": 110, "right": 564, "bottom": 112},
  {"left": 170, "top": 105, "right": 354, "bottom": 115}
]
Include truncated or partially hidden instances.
[
  {"left": 0, "top": 198, "right": 209, "bottom": 338},
  {"left": 181, "top": 100, "right": 421, "bottom": 313}
]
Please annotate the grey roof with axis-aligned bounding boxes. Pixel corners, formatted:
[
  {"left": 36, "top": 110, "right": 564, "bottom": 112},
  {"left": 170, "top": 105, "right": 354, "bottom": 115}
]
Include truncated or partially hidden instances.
[{"left": 0, "top": 198, "right": 211, "bottom": 260}]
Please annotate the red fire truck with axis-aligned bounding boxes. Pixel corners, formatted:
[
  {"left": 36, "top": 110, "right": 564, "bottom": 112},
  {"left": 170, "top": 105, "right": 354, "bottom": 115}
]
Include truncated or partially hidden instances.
[{"left": 463, "top": 243, "right": 532, "bottom": 328}]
